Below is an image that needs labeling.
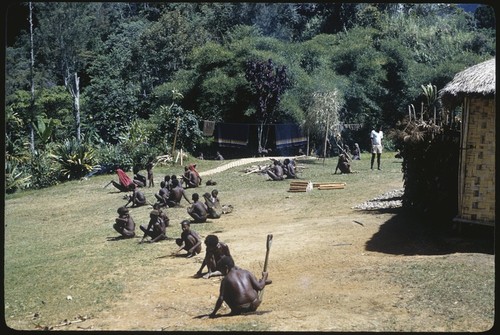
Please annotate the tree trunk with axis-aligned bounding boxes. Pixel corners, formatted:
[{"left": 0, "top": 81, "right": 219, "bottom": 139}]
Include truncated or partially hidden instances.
[
  {"left": 74, "top": 74, "right": 81, "bottom": 142},
  {"left": 306, "top": 128, "right": 310, "bottom": 156},
  {"left": 29, "top": 2, "right": 35, "bottom": 152},
  {"left": 65, "top": 72, "right": 81, "bottom": 142},
  {"left": 257, "top": 123, "right": 264, "bottom": 152},
  {"left": 323, "top": 112, "right": 330, "bottom": 164}
]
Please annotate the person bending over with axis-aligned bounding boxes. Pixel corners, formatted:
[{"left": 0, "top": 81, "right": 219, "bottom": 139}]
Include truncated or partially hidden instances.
[
  {"left": 174, "top": 220, "right": 202, "bottom": 257},
  {"left": 209, "top": 255, "right": 270, "bottom": 318},
  {"left": 139, "top": 209, "right": 166, "bottom": 243},
  {"left": 334, "top": 153, "right": 352, "bottom": 174},
  {"left": 125, "top": 183, "right": 147, "bottom": 208},
  {"left": 195, "top": 235, "right": 230, "bottom": 279}
]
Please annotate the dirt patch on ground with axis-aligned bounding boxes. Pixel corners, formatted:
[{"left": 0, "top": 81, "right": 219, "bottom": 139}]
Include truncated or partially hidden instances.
[
  {"left": 59, "top": 173, "right": 493, "bottom": 331},
  {"left": 47, "top": 161, "right": 494, "bottom": 331}
]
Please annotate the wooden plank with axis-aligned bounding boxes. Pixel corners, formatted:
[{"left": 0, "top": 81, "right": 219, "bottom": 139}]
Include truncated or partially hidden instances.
[
  {"left": 318, "top": 186, "right": 345, "bottom": 190},
  {"left": 318, "top": 185, "right": 345, "bottom": 188}
]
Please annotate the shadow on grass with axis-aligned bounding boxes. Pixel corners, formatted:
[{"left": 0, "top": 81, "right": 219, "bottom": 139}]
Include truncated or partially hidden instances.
[
  {"left": 156, "top": 253, "right": 194, "bottom": 259},
  {"left": 194, "top": 310, "right": 272, "bottom": 319},
  {"left": 106, "top": 235, "right": 137, "bottom": 241},
  {"left": 362, "top": 208, "right": 494, "bottom": 255}
]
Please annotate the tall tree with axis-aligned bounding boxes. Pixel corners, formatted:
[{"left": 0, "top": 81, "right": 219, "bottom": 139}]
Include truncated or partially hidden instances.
[
  {"left": 86, "top": 20, "right": 149, "bottom": 143},
  {"left": 34, "top": 2, "right": 101, "bottom": 142},
  {"left": 306, "top": 90, "right": 344, "bottom": 162},
  {"left": 28, "top": 2, "right": 35, "bottom": 152},
  {"left": 474, "top": 4, "right": 495, "bottom": 29},
  {"left": 245, "top": 58, "right": 290, "bottom": 151},
  {"left": 137, "top": 5, "right": 211, "bottom": 91}
]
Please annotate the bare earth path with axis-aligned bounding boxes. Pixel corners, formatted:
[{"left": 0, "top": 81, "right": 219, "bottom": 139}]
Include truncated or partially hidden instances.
[
  {"left": 59, "top": 157, "right": 493, "bottom": 332},
  {"left": 198, "top": 156, "right": 287, "bottom": 176}
]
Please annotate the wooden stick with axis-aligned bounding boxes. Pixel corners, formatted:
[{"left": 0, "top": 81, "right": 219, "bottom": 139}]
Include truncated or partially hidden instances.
[{"left": 259, "top": 234, "right": 273, "bottom": 300}]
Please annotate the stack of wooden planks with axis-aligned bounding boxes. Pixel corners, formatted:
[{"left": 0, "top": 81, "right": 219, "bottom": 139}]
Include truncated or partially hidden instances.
[
  {"left": 317, "top": 182, "right": 346, "bottom": 190},
  {"left": 288, "top": 181, "right": 311, "bottom": 192},
  {"left": 288, "top": 181, "right": 346, "bottom": 192}
]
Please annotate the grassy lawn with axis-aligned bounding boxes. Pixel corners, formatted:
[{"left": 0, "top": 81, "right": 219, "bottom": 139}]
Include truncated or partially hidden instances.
[
  {"left": 3, "top": 153, "right": 394, "bottom": 327},
  {"left": 3, "top": 152, "right": 494, "bottom": 330}
]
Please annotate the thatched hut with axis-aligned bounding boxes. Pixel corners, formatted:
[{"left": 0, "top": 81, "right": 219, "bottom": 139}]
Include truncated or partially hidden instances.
[{"left": 439, "top": 57, "right": 495, "bottom": 226}]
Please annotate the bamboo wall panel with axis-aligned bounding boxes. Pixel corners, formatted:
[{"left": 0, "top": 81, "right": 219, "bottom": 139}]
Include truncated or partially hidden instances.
[{"left": 458, "top": 98, "right": 495, "bottom": 224}]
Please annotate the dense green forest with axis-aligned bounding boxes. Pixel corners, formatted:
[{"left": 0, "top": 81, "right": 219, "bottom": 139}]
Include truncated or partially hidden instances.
[{"left": 5, "top": 2, "right": 496, "bottom": 193}]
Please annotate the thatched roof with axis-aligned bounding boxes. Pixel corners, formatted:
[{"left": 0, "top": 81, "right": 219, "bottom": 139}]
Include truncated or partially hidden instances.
[{"left": 440, "top": 58, "right": 495, "bottom": 101}]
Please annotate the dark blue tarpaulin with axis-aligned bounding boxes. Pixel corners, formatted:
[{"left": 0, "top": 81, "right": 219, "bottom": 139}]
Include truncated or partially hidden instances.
[
  {"left": 216, "top": 123, "right": 250, "bottom": 147},
  {"left": 275, "top": 124, "right": 307, "bottom": 149}
]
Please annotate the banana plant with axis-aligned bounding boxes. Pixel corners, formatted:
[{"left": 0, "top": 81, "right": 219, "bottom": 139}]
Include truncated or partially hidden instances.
[{"left": 33, "top": 116, "right": 61, "bottom": 145}]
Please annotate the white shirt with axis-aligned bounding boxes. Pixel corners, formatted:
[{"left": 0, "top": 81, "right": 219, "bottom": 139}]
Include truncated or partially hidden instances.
[{"left": 370, "top": 130, "right": 383, "bottom": 146}]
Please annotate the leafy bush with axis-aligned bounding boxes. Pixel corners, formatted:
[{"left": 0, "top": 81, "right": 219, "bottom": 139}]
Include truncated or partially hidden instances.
[
  {"left": 29, "top": 149, "right": 60, "bottom": 189},
  {"left": 123, "top": 142, "right": 163, "bottom": 170},
  {"left": 49, "top": 139, "right": 97, "bottom": 180},
  {"left": 397, "top": 121, "right": 460, "bottom": 231},
  {"left": 93, "top": 142, "right": 163, "bottom": 173},
  {"left": 93, "top": 144, "right": 134, "bottom": 173},
  {"left": 5, "top": 160, "right": 31, "bottom": 194}
]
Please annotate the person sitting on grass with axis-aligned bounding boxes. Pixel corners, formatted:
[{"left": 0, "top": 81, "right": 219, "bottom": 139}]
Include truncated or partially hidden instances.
[
  {"left": 153, "top": 203, "right": 170, "bottom": 228},
  {"left": 203, "top": 191, "right": 222, "bottom": 219},
  {"left": 334, "top": 153, "right": 352, "bottom": 174},
  {"left": 182, "top": 164, "right": 202, "bottom": 188},
  {"left": 187, "top": 193, "right": 208, "bottom": 223},
  {"left": 174, "top": 220, "right": 202, "bottom": 258},
  {"left": 195, "top": 235, "right": 231, "bottom": 279},
  {"left": 113, "top": 206, "right": 135, "bottom": 238},
  {"left": 139, "top": 209, "right": 167, "bottom": 243},
  {"left": 133, "top": 165, "right": 146, "bottom": 187},
  {"left": 215, "top": 151, "right": 224, "bottom": 161},
  {"left": 154, "top": 181, "right": 170, "bottom": 208},
  {"left": 165, "top": 179, "right": 191, "bottom": 208},
  {"left": 209, "top": 255, "right": 271, "bottom": 318},
  {"left": 266, "top": 159, "right": 284, "bottom": 181},
  {"left": 283, "top": 158, "right": 297, "bottom": 179},
  {"left": 108, "top": 168, "right": 136, "bottom": 192},
  {"left": 125, "top": 183, "right": 147, "bottom": 208}
]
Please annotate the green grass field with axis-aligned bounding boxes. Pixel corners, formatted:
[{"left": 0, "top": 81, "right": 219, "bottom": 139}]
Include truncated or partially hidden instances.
[
  {"left": 4, "top": 153, "right": 397, "bottom": 328},
  {"left": 4, "top": 153, "right": 494, "bottom": 331}
]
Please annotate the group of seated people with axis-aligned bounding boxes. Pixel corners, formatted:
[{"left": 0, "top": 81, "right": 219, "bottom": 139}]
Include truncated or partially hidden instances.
[
  {"left": 110, "top": 161, "right": 273, "bottom": 318},
  {"left": 113, "top": 206, "right": 270, "bottom": 317},
  {"left": 266, "top": 158, "right": 298, "bottom": 181},
  {"left": 112, "top": 203, "right": 169, "bottom": 243},
  {"left": 113, "top": 162, "right": 232, "bottom": 242}
]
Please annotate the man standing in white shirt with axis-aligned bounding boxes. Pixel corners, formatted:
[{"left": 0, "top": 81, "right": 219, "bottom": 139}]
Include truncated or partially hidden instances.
[{"left": 370, "top": 125, "right": 383, "bottom": 170}]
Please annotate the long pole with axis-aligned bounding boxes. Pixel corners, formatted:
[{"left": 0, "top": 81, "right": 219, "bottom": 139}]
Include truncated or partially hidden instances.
[
  {"left": 259, "top": 234, "right": 273, "bottom": 300},
  {"left": 171, "top": 116, "right": 180, "bottom": 157},
  {"left": 323, "top": 112, "right": 330, "bottom": 165}
]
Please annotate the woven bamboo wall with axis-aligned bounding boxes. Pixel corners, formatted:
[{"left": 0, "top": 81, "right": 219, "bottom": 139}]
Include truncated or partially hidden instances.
[{"left": 458, "top": 97, "right": 495, "bottom": 225}]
